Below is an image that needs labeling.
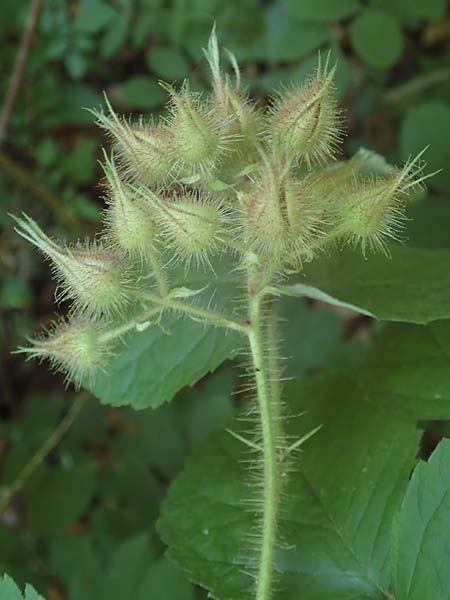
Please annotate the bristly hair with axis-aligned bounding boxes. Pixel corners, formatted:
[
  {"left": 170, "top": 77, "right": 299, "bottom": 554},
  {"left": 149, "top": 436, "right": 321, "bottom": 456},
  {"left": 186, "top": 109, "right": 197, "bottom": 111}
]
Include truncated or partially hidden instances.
[
  {"left": 268, "top": 53, "right": 344, "bottom": 168},
  {"left": 15, "top": 316, "right": 116, "bottom": 389}
]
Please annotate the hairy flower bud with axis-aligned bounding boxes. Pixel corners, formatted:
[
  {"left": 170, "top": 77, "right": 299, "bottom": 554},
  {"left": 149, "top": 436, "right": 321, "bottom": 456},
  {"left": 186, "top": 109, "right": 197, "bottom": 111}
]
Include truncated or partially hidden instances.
[
  {"left": 269, "top": 57, "right": 342, "bottom": 166},
  {"left": 18, "top": 318, "right": 114, "bottom": 387},
  {"left": 163, "top": 82, "right": 229, "bottom": 177},
  {"left": 240, "top": 157, "right": 320, "bottom": 262},
  {"left": 204, "top": 29, "right": 261, "bottom": 157},
  {"left": 143, "top": 189, "right": 227, "bottom": 265},
  {"left": 13, "top": 214, "right": 133, "bottom": 316},
  {"left": 102, "top": 153, "right": 157, "bottom": 258},
  {"left": 91, "top": 96, "right": 173, "bottom": 185},
  {"left": 336, "top": 152, "right": 428, "bottom": 254}
]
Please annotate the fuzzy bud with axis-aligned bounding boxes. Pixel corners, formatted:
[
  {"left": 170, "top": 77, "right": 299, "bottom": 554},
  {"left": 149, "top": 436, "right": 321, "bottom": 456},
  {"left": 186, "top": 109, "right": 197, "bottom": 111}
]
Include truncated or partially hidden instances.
[
  {"left": 19, "top": 318, "right": 114, "bottom": 387},
  {"left": 269, "top": 57, "right": 342, "bottom": 166},
  {"left": 102, "top": 153, "right": 157, "bottom": 258},
  {"left": 144, "top": 189, "right": 226, "bottom": 265},
  {"left": 336, "top": 152, "right": 428, "bottom": 254},
  {"left": 13, "top": 214, "right": 133, "bottom": 316},
  {"left": 204, "top": 29, "right": 260, "bottom": 155},
  {"left": 164, "top": 82, "right": 228, "bottom": 177},
  {"left": 91, "top": 96, "right": 173, "bottom": 185},
  {"left": 241, "top": 157, "right": 320, "bottom": 262}
]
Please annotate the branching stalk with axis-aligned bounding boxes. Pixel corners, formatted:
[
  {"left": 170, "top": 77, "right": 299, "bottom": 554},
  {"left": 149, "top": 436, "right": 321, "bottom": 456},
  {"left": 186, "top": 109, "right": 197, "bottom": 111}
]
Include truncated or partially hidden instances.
[{"left": 141, "top": 290, "right": 249, "bottom": 334}]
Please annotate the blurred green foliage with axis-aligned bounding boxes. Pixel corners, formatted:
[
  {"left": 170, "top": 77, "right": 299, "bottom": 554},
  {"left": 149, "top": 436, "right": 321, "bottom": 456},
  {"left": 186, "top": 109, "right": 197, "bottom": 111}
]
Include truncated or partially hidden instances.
[{"left": 1, "top": 0, "right": 450, "bottom": 597}]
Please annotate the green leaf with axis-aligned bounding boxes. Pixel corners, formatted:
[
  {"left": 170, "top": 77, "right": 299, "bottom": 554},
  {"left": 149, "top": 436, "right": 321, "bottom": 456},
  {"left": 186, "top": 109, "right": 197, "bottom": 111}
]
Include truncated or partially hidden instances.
[
  {"left": 360, "top": 320, "right": 450, "bottom": 419},
  {"left": 287, "top": 0, "right": 360, "bottom": 22},
  {"left": 406, "top": 196, "right": 450, "bottom": 249},
  {"left": 50, "top": 533, "right": 195, "bottom": 600},
  {"left": 113, "top": 77, "right": 165, "bottom": 110},
  {"left": 280, "top": 297, "right": 342, "bottom": 378},
  {"left": 350, "top": 10, "right": 404, "bottom": 69},
  {"left": 75, "top": 0, "right": 116, "bottom": 33},
  {"left": 26, "top": 461, "right": 98, "bottom": 535},
  {"left": 391, "top": 438, "right": 450, "bottom": 600},
  {"left": 88, "top": 263, "right": 240, "bottom": 409},
  {"left": 0, "top": 575, "right": 45, "bottom": 600},
  {"left": 89, "top": 314, "right": 238, "bottom": 410},
  {"left": 401, "top": 102, "right": 450, "bottom": 192},
  {"left": 263, "top": 3, "right": 329, "bottom": 62},
  {"left": 136, "top": 558, "right": 196, "bottom": 600},
  {"left": 159, "top": 373, "right": 428, "bottom": 599},
  {"left": 410, "top": 0, "right": 447, "bottom": 21},
  {"left": 146, "top": 47, "right": 189, "bottom": 80},
  {"left": 280, "top": 245, "right": 450, "bottom": 324},
  {"left": 371, "top": 0, "right": 447, "bottom": 24}
]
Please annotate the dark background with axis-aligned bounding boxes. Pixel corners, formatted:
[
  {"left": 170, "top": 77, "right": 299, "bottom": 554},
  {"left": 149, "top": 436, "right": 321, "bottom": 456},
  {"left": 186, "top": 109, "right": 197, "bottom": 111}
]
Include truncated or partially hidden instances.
[{"left": 0, "top": 0, "right": 449, "bottom": 598}]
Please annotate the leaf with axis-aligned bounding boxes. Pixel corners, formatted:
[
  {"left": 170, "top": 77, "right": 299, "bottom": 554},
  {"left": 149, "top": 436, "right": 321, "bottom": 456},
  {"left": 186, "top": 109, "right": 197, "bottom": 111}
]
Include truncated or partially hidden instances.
[
  {"left": 88, "top": 266, "right": 240, "bottom": 410},
  {"left": 158, "top": 313, "right": 450, "bottom": 599},
  {"left": 401, "top": 102, "right": 450, "bottom": 193},
  {"left": 391, "top": 439, "right": 450, "bottom": 600},
  {"left": 409, "top": 0, "right": 447, "bottom": 20},
  {"left": 75, "top": 0, "right": 116, "bottom": 33},
  {"left": 146, "top": 47, "right": 189, "bottom": 80},
  {"left": 0, "top": 575, "right": 45, "bottom": 600},
  {"left": 406, "top": 196, "right": 450, "bottom": 249},
  {"left": 112, "top": 365, "right": 235, "bottom": 478},
  {"left": 280, "top": 297, "right": 342, "bottom": 378},
  {"left": 371, "top": 0, "right": 447, "bottom": 24},
  {"left": 113, "top": 77, "right": 166, "bottom": 110},
  {"left": 26, "top": 461, "right": 98, "bottom": 536},
  {"left": 280, "top": 245, "right": 450, "bottom": 324},
  {"left": 50, "top": 533, "right": 195, "bottom": 600},
  {"left": 287, "top": 0, "right": 360, "bottom": 22},
  {"left": 264, "top": 10, "right": 329, "bottom": 63},
  {"left": 360, "top": 320, "right": 450, "bottom": 419},
  {"left": 159, "top": 363, "right": 450, "bottom": 599},
  {"left": 350, "top": 9, "right": 404, "bottom": 69}
]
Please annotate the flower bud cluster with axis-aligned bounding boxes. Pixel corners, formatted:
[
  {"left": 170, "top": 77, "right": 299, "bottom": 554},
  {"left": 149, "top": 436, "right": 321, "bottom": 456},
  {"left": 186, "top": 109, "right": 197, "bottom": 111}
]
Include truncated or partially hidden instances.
[{"left": 13, "top": 30, "right": 428, "bottom": 387}]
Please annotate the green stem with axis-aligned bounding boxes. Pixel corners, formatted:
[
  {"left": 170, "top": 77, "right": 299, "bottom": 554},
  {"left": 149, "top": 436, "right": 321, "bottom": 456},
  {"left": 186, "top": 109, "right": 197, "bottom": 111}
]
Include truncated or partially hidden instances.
[
  {"left": 267, "top": 301, "right": 283, "bottom": 439},
  {"left": 141, "top": 290, "right": 249, "bottom": 334},
  {"left": 0, "top": 394, "right": 86, "bottom": 515},
  {"left": 147, "top": 246, "right": 170, "bottom": 297},
  {"left": 100, "top": 305, "right": 164, "bottom": 343},
  {"left": 247, "top": 272, "right": 281, "bottom": 600}
]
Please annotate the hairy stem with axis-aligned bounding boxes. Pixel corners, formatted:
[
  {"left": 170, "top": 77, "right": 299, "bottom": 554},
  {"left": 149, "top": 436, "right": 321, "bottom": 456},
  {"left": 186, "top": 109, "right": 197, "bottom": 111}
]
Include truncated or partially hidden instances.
[
  {"left": 267, "top": 301, "right": 283, "bottom": 439},
  {"left": 147, "top": 246, "right": 170, "bottom": 297},
  {"left": 247, "top": 272, "right": 282, "bottom": 600},
  {"left": 141, "top": 290, "right": 249, "bottom": 334}
]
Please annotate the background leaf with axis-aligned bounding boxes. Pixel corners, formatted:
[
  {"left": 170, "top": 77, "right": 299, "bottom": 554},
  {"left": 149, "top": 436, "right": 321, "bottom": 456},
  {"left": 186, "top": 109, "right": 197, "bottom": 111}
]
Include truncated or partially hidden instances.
[
  {"left": 350, "top": 9, "right": 404, "bottom": 69},
  {"left": 113, "top": 76, "right": 166, "bottom": 109},
  {"left": 391, "top": 439, "right": 450, "bottom": 600},
  {"left": 400, "top": 102, "right": 450, "bottom": 192},
  {"left": 287, "top": 0, "right": 360, "bottom": 22}
]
